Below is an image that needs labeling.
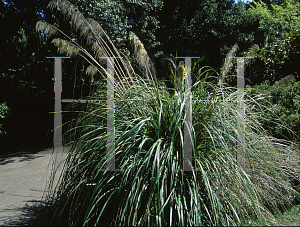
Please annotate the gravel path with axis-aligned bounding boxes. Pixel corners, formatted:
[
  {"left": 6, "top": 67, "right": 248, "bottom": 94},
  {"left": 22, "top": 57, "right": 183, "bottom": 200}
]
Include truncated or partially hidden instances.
[{"left": 0, "top": 147, "right": 66, "bottom": 226}]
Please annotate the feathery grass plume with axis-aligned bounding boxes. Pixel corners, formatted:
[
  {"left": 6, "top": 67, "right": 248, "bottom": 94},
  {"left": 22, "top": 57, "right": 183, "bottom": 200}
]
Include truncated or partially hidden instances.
[
  {"left": 36, "top": 0, "right": 160, "bottom": 135},
  {"left": 51, "top": 38, "right": 80, "bottom": 57},
  {"left": 162, "top": 58, "right": 195, "bottom": 94},
  {"left": 91, "top": 41, "right": 104, "bottom": 59},
  {"left": 86, "top": 18, "right": 105, "bottom": 39},
  {"left": 85, "top": 65, "right": 98, "bottom": 77},
  {"left": 219, "top": 43, "right": 238, "bottom": 84},
  {"left": 37, "top": 0, "right": 148, "bottom": 94},
  {"left": 51, "top": 37, "right": 105, "bottom": 80},
  {"left": 177, "top": 61, "right": 185, "bottom": 91},
  {"left": 244, "top": 44, "right": 260, "bottom": 65},
  {"left": 128, "top": 31, "right": 157, "bottom": 80},
  {"left": 273, "top": 74, "right": 295, "bottom": 87},
  {"left": 47, "top": 0, "right": 101, "bottom": 45},
  {"left": 35, "top": 21, "right": 58, "bottom": 38}
]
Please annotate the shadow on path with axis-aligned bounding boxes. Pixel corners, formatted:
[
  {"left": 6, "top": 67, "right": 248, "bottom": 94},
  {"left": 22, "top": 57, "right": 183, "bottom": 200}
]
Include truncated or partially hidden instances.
[
  {"left": 0, "top": 133, "right": 53, "bottom": 163},
  {"left": 0, "top": 200, "right": 55, "bottom": 227},
  {"left": 0, "top": 145, "right": 66, "bottom": 227}
]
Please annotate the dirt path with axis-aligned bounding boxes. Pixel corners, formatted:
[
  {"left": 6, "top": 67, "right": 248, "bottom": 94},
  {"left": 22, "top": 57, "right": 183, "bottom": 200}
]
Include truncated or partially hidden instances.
[{"left": 0, "top": 147, "right": 66, "bottom": 226}]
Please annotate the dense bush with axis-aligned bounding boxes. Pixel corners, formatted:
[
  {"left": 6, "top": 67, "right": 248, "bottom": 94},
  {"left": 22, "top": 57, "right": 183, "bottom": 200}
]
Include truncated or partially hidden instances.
[{"left": 246, "top": 75, "right": 300, "bottom": 142}]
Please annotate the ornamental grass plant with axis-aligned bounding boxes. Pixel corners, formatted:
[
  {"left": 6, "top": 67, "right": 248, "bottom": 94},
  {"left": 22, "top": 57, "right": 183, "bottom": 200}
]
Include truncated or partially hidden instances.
[{"left": 38, "top": 0, "right": 300, "bottom": 226}]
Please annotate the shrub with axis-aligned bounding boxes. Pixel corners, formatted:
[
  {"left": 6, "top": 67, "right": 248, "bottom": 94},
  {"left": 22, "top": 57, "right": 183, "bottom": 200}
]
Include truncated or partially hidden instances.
[{"left": 246, "top": 75, "right": 300, "bottom": 142}]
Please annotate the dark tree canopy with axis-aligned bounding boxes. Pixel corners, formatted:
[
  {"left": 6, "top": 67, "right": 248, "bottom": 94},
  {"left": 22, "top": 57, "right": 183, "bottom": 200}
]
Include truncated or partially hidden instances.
[{"left": 2, "top": 0, "right": 300, "bottom": 145}]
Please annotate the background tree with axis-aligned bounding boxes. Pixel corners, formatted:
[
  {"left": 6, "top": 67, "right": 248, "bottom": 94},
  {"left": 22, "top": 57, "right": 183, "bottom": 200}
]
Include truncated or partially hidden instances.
[
  {"left": 0, "top": 0, "right": 56, "bottom": 149},
  {"left": 3, "top": 0, "right": 299, "bottom": 152},
  {"left": 242, "top": 0, "right": 300, "bottom": 85},
  {"left": 58, "top": 0, "right": 163, "bottom": 78},
  {"left": 63, "top": 0, "right": 254, "bottom": 87},
  {"left": 154, "top": 0, "right": 263, "bottom": 87}
]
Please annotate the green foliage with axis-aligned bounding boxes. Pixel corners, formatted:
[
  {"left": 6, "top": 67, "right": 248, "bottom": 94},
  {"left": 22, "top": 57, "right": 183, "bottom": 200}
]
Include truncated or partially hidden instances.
[
  {"left": 244, "top": 0, "right": 300, "bottom": 84},
  {"left": 268, "top": 205, "right": 300, "bottom": 226},
  {"left": 0, "top": 0, "right": 61, "bottom": 143},
  {"left": 0, "top": 102, "right": 10, "bottom": 135},
  {"left": 65, "top": 0, "right": 163, "bottom": 57},
  {"left": 246, "top": 75, "right": 300, "bottom": 142},
  {"left": 157, "top": 0, "right": 237, "bottom": 67}
]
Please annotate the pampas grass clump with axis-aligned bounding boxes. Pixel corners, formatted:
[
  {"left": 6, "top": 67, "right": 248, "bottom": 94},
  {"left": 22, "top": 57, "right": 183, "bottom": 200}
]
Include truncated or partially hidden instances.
[{"left": 37, "top": 0, "right": 300, "bottom": 226}]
